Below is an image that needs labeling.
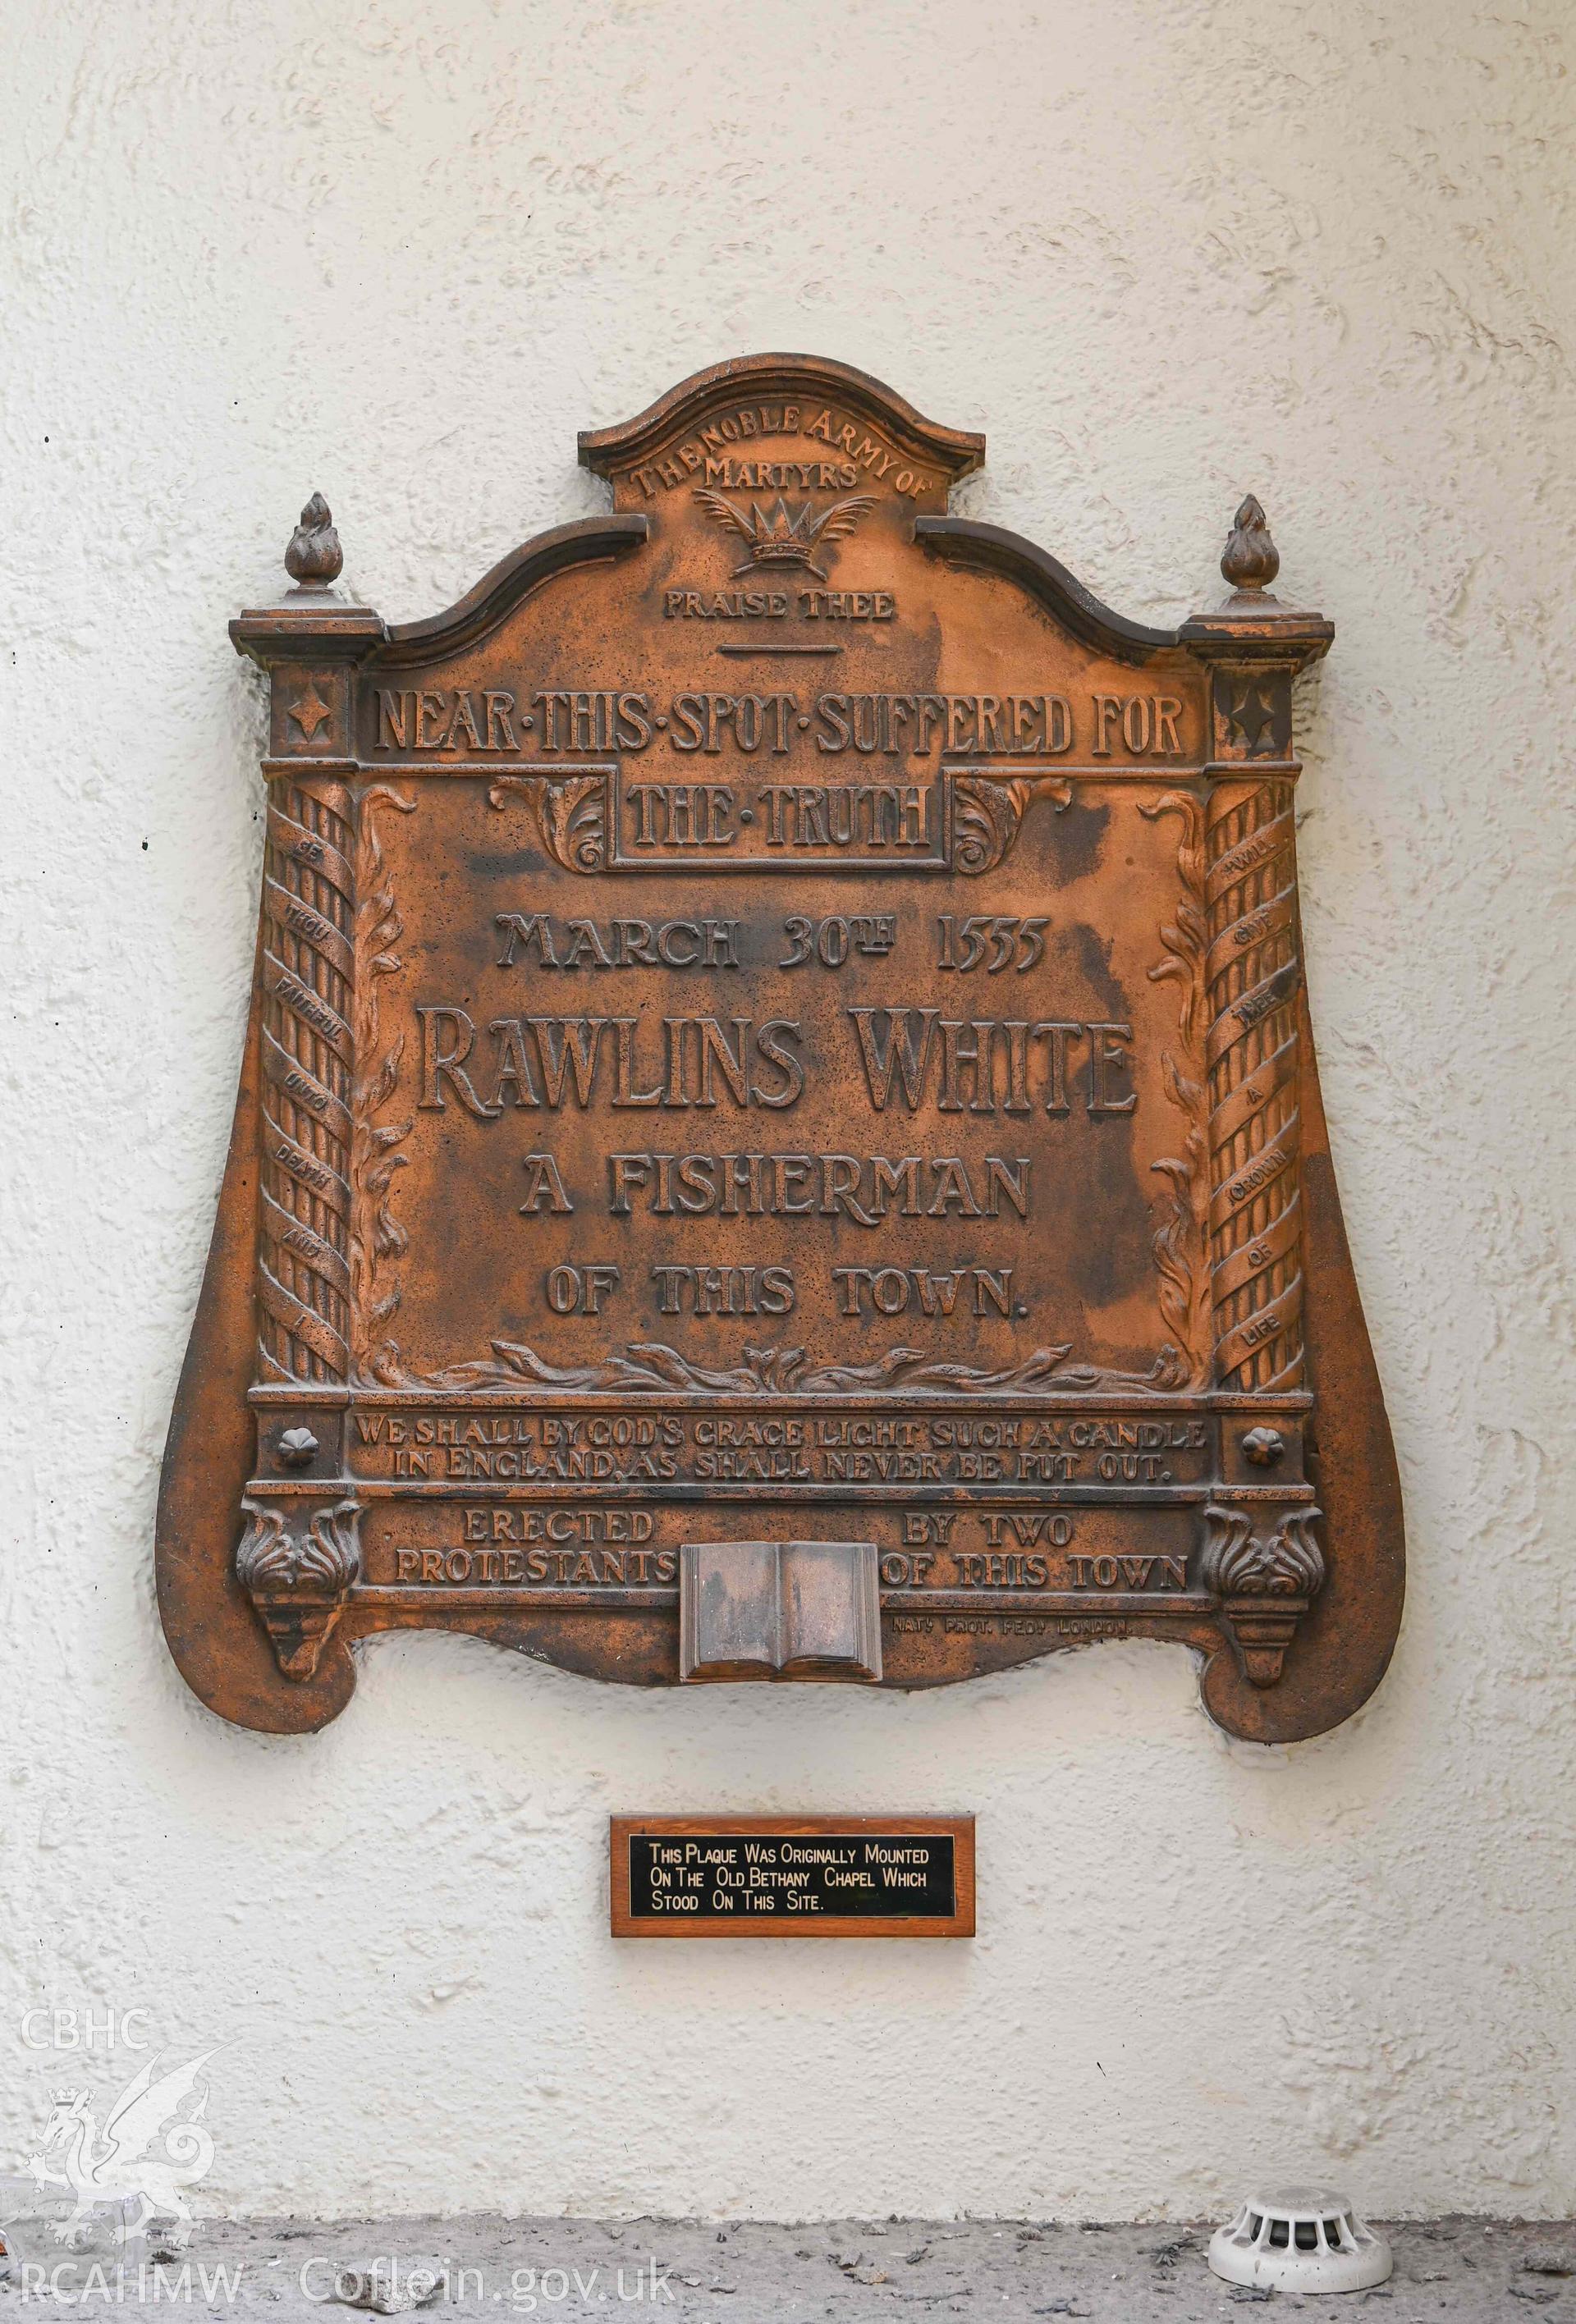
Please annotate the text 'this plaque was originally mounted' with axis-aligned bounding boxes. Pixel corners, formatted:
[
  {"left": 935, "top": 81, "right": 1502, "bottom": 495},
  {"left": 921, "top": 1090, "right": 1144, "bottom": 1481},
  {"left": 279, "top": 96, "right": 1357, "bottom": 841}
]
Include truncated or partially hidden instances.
[
  {"left": 158, "top": 354, "right": 1404, "bottom": 1743},
  {"left": 611, "top": 1816, "right": 976, "bottom": 1939}
]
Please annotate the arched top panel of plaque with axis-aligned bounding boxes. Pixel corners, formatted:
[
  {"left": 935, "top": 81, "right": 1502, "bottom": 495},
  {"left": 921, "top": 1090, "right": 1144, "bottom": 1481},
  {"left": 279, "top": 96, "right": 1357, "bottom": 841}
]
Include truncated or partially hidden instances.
[{"left": 158, "top": 355, "right": 1402, "bottom": 1742}]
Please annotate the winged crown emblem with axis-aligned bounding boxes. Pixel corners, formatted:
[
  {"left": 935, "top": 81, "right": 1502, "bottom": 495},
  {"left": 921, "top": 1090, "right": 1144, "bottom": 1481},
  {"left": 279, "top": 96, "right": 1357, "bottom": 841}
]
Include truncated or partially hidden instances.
[{"left": 692, "top": 488, "right": 877, "bottom": 581}]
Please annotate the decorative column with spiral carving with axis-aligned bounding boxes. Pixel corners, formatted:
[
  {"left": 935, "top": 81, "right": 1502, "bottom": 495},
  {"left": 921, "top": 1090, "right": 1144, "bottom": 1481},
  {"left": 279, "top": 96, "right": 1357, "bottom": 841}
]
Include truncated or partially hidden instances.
[
  {"left": 1205, "top": 769, "right": 1303, "bottom": 1393},
  {"left": 230, "top": 496, "right": 387, "bottom": 1680},
  {"left": 258, "top": 775, "right": 355, "bottom": 1383},
  {"left": 1181, "top": 499, "right": 1335, "bottom": 1690}
]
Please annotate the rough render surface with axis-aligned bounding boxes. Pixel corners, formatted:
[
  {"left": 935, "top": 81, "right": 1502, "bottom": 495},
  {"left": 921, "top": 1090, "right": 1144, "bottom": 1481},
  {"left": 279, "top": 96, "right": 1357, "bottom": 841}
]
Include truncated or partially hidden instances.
[{"left": 2, "top": 0, "right": 1574, "bottom": 2225}]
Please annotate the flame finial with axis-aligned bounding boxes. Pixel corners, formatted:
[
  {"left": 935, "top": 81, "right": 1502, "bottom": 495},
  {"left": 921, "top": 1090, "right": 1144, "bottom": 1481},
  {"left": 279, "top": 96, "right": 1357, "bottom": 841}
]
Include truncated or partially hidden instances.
[
  {"left": 1221, "top": 494, "right": 1280, "bottom": 592},
  {"left": 285, "top": 492, "right": 343, "bottom": 589}
]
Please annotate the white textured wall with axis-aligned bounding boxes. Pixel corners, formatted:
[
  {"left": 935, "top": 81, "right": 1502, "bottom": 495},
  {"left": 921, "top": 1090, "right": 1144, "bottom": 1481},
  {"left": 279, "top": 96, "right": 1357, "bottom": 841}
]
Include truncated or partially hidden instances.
[{"left": 3, "top": 0, "right": 1574, "bottom": 2223}]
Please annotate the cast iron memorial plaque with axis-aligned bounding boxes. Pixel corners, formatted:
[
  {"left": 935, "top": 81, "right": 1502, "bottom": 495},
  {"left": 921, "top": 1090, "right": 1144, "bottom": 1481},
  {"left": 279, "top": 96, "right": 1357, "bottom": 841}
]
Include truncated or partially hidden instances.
[
  {"left": 158, "top": 355, "right": 1404, "bottom": 1741},
  {"left": 610, "top": 1816, "right": 974, "bottom": 1939}
]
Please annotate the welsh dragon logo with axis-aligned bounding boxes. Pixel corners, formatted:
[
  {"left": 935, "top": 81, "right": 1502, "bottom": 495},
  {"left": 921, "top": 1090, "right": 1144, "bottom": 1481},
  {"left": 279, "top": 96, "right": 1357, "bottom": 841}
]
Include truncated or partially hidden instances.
[
  {"left": 26, "top": 2052, "right": 218, "bottom": 2246},
  {"left": 692, "top": 487, "right": 877, "bottom": 581}
]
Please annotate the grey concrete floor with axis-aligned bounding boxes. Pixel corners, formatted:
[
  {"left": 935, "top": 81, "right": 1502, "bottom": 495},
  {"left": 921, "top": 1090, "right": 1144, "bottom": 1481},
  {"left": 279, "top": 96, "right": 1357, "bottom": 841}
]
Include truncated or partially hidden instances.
[{"left": 3, "top": 2217, "right": 1572, "bottom": 2321}]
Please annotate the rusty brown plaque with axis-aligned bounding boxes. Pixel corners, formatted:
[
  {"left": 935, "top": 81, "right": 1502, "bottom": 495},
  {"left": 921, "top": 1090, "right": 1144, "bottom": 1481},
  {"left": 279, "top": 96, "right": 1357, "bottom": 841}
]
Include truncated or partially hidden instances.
[
  {"left": 157, "top": 355, "right": 1404, "bottom": 1741},
  {"left": 610, "top": 1816, "right": 975, "bottom": 1939}
]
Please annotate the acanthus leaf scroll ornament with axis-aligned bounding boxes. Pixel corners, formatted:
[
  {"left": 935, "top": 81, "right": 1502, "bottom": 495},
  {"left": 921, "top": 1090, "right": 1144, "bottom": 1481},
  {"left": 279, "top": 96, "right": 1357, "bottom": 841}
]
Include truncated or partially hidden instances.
[
  {"left": 1200, "top": 1503, "right": 1325, "bottom": 1599},
  {"left": 1201, "top": 1501, "right": 1325, "bottom": 1690},
  {"left": 161, "top": 359, "right": 1403, "bottom": 1744},
  {"left": 236, "top": 1496, "right": 362, "bottom": 1681},
  {"left": 488, "top": 771, "right": 608, "bottom": 873},
  {"left": 951, "top": 775, "right": 1072, "bottom": 876}
]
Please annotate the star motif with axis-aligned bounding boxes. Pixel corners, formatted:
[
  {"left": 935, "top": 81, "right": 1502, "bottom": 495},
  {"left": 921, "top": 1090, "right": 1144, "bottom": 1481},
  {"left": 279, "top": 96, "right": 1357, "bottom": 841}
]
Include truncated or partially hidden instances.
[
  {"left": 288, "top": 683, "right": 333, "bottom": 741},
  {"left": 1228, "top": 682, "right": 1276, "bottom": 755}
]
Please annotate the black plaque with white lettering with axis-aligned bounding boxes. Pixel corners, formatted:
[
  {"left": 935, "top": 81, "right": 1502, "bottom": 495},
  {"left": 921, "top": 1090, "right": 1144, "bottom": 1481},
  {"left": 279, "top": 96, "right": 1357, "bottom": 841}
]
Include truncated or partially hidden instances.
[
  {"left": 610, "top": 1814, "right": 975, "bottom": 1937},
  {"left": 630, "top": 1832, "right": 953, "bottom": 1918}
]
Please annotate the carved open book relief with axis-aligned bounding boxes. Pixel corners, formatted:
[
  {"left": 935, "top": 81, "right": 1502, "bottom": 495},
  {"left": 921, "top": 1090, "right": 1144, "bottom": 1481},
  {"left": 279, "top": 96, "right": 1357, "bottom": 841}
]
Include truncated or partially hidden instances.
[
  {"left": 678, "top": 1541, "right": 882, "bottom": 1682},
  {"left": 157, "top": 356, "right": 1404, "bottom": 1741}
]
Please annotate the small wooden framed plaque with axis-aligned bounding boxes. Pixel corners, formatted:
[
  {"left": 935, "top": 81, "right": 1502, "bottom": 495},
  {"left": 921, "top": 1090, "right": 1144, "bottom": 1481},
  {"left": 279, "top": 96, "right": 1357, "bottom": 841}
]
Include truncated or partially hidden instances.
[{"left": 609, "top": 1814, "right": 975, "bottom": 1938}]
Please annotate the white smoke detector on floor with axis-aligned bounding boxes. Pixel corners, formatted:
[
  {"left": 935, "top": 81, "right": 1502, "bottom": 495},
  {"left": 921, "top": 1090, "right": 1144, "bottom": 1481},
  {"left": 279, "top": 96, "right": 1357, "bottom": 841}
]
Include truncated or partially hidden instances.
[{"left": 1208, "top": 2188, "right": 1393, "bottom": 2292}]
